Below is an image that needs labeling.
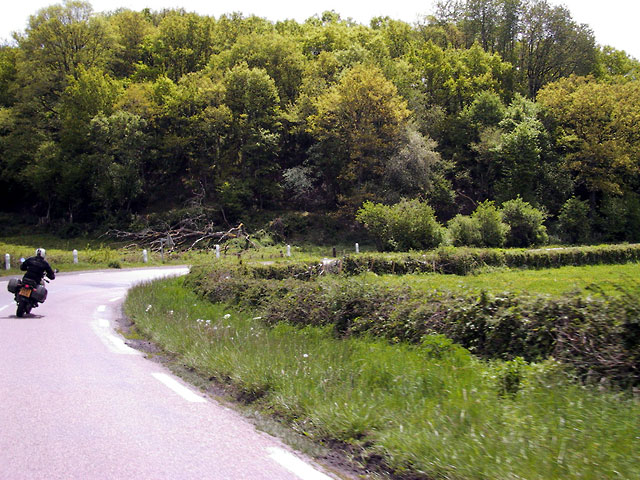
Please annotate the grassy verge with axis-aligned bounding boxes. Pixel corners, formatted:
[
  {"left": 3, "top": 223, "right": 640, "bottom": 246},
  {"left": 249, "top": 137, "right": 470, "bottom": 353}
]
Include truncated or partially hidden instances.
[{"left": 125, "top": 277, "right": 640, "bottom": 480}]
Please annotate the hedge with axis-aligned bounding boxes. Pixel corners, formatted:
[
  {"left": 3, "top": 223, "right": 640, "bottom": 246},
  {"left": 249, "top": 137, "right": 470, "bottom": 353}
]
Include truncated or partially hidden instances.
[{"left": 187, "top": 264, "right": 640, "bottom": 388}]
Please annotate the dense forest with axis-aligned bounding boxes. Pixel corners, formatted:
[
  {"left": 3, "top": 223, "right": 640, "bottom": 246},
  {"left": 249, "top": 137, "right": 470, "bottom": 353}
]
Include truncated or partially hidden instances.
[{"left": 0, "top": 0, "right": 639, "bottom": 243}]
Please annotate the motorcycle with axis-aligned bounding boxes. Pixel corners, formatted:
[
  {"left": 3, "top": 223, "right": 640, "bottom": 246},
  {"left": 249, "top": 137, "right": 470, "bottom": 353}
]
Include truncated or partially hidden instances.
[{"left": 7, "top": 277, "right": 49, "bottom": 317}]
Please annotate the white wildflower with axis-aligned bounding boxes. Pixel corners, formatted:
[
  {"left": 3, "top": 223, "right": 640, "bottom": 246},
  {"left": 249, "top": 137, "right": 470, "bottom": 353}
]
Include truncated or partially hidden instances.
[
  {"left": 303, "top": 353, "right": 309, "bottom": 358},
  {"left": 223, "top": 314, "right": 231, "bottom": 319},
  {"left": 145, "top": 305, "right": 152, "bottom": 312}
]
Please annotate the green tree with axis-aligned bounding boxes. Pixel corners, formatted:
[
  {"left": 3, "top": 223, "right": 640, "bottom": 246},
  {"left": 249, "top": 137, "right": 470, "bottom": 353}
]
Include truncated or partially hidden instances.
[
  {"left": 88, "top": 111, "right": 150, "bottom": 215},
  {"left": 59, "top": 66, "right": 122, "bottom": 152},
  {"left": 221, "top": 63, "right": 282, "bottom": 211},
  {"left": 308, "top": 64, "right": 410, "bottom": 205},
  {"left": 537, "top": 76, "right": 640, "bottom": 206},
  {"left": 15, "top": 0, "right": 115, "bottom": 108},
  {"left": 557, "top": 196, "right": 591, "bottom": 243},
  {"left": 519, "top": 0, "right": 596, "bottom": 97}
]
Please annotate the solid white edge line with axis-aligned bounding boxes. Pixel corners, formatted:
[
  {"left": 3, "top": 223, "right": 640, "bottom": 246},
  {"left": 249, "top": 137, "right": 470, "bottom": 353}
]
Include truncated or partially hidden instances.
[
  {"left": 152, "top": 373, "right": 206, "bottom": 403},
  {"left": 91, "top": 306, "right": 139, "bottom": 355},
  {"left": 267, "top": 447, "right": 333, "bottom": 480},
  {"left": 0, "top": 305, "right": 9, "bottom": 312},
  {"left": 109, "top": 296, "right": 123, "bottom": 302}
]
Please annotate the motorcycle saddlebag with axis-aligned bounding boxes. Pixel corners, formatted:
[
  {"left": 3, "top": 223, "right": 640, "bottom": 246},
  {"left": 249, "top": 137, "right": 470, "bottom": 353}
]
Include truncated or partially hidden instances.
[
  {"left": 32, "top": 285, "right": 47, "bottom": 303},
  {"left": 7, "top": 278, "right": 20, "bottom": 294}
]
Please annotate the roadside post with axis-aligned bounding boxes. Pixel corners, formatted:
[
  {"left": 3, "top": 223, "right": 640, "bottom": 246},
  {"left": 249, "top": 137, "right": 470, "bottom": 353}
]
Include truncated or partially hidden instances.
[
  {"left": 143, "top": 249, "right": 148, "bottom": 263},
  {"left": 5, "top": 254, "right": 9, "bottom": 270},
  {"left": 215, "top": 244, "right": 220, "bottom": 259},
  {"left": 73, "top": 249, "right": 78, "bottom": 264},
  {"left": 287, "top": 245, "right": 291, "bottom": 257},
  {"left": 355, "top": 243, "right": 359, "bottom": 254}
]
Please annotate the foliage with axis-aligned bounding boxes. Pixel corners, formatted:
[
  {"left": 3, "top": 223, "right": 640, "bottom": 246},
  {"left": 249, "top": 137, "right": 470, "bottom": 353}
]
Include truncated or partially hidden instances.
[
  {"left": 447, "top": 214, "right": 482, "bottom": 247},
  {"left": 557, "top": 196, "right": 591, "bottom": 244},
  {"left": 0, "top": 0, "right": 637, "bottom": 247},
  {"left": 501, "top": 196, "right": 548, "bottom": 246},
  {"left": 356, "top": 199, "right": 445, "bottom": 251},
  {"left": 471, "top": 200, "right": 510, "bottom": 247}
]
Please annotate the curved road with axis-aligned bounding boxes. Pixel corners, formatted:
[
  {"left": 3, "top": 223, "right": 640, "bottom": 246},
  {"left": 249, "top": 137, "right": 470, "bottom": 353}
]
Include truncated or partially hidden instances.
[{"left": 0, "top": 268, "right": 336, "bottom": 480}]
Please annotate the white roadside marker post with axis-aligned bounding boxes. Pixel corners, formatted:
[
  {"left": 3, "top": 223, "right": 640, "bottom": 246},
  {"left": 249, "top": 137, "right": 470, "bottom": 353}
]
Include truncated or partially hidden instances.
[
  {"left": 5, "top": 254, "right": 10, "bottom": 270},
  {"left": 73, "top": 249, "right": 78, "bottom": 264},
  {"left": 143, "top": 249, "right": 148, "bottom": 263}
]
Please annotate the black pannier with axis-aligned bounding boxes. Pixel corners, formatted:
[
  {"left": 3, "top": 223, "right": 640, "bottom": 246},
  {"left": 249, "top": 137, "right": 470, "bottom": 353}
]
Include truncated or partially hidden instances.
[{"left": 7, "top": 278, "right": 20, "bottom": 294}]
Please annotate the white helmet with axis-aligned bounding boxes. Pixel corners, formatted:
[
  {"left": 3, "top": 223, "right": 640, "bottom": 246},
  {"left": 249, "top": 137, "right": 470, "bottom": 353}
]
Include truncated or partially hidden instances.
[{"left": 36, "top": 248, "right": 46, "bottom": 258}]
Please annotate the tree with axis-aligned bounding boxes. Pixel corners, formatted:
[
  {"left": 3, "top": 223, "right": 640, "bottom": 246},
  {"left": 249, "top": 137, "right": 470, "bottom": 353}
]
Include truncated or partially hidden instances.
[
  {"left": 59, "top": 66, "right": 122, "bottom": 152},
  {"left": 212, "top": 32, "right": 306, "bottom": 106},
  {"left": 138, "top": 11, "right": 215, "bottom": 81},
  {"left": 221, "top": 63, "right": 282, "bottom": 211},
  {"left": 108, "top": 9, "right": 155, "bottom": 78},
  {"left": 519, "top": 0, "right": 596, "bottom": 97},
  {"left": 308, "top": 64, "right": 410, "bottom": 205},
  {"left": 537, "top": 76, "right": 640, "bottom": 206},
  {"left": 89, "top": 111, "right": 150, "bottom": 215},
  {"left": 15, "top": 0, "right": 115, "bottom": 107}
]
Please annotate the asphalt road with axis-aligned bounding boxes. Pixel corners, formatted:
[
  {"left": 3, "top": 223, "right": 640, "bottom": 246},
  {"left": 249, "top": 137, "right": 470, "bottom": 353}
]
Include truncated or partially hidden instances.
[{"left": 0, "top": 267, "right": 336, "bottom": 480}]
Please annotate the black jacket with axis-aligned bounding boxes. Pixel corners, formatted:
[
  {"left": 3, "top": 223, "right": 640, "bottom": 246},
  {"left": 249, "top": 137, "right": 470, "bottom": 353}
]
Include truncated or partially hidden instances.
[{"left": 20, "top": 256, "right": 55, "bottom": 284}]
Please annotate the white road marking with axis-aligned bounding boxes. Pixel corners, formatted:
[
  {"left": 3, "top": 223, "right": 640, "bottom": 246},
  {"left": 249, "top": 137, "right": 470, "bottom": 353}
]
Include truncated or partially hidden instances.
[
  {"left": 91, "top": 306, "right": 139, "bottom": 355},
  {"left": 151, "top": 373, "right": 206, "bottom": 403},
  {"left": 267, "top": 448, "right": 333, "bottom": 480},
  {"left": 0, "top": 305, "right": 9, "bottom": 312},
  {"left": 109, "top": 296, "right": 123, "bottom": 302}
]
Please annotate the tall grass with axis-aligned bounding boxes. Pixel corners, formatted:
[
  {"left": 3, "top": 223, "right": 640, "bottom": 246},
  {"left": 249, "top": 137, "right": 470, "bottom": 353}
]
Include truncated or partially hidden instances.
[{"left": 125, "top": 278, "right": 640, "bottom": 480}]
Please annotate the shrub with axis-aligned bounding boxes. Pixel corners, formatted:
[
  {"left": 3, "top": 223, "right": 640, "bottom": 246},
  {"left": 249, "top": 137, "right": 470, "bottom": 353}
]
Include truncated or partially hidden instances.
[
  {"left": 356, "top": 199, "right": 445, "bottom": 251},
  {"left": 447, "top": 214, "right": 481, "bottom": 247},
  {"left": 558, "top": 196, "right": 591, "bottom": 244},
  {"left": 472, "top": 201, "right": 509, "bottom": 247},
  {"left": 501, "top": 197, "right": 548, "bottom": 247}
]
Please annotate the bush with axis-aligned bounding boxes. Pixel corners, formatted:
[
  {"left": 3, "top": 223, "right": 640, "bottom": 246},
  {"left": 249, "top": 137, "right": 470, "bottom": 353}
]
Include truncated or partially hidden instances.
[
  {"left": 356, "top": 199, "right": 445, "bottom": 251},
  {"left": 501, "top": 197, "right": 548, "bottom": 247},
  {"left": 472, "top": 201, "right": 509, "bottom": 247},
  {"left": 558, "top": 196, "right": 591, "bottom": 244},
  {"left": 447, "top": 214, "right": 482, "bottom": 247}
]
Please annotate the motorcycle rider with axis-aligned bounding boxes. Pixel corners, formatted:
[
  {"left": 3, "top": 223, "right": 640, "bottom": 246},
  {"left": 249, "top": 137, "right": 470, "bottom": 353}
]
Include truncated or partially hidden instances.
[{"left": 20, "top": 248, "right": 55, "bottom": 286}]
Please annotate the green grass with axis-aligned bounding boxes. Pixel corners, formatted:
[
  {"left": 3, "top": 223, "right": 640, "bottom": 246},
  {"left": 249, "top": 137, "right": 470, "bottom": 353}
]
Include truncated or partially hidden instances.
[
  {"left": 359, "top": 263, "right": 640, "bottom": 297},
  {"left": 125, "top": 277, "right": 640, "bottom": 480}
]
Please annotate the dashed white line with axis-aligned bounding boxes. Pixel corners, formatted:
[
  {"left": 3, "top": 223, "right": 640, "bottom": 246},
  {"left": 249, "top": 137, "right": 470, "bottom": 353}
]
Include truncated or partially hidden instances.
[
  {"left": 151, "top": 373, "right": 206, "bottom": 403},
  {"left": 267, "top": 447, "right": 333, "bottom": 480},
  {"left": 109, "top": 296, "right": 123, "bottom": 302},
  {"left": 97, "top": 305, "right": 106, "bottom": 313},
  {"left": 0, "top": 305, "right": 9, "bottom": 312}
]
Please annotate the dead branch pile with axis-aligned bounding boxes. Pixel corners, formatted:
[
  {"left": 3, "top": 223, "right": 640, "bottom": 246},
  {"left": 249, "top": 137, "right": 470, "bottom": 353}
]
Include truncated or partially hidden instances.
[{"left": 105, "top": 217, "right": 256, "bottom": 251}]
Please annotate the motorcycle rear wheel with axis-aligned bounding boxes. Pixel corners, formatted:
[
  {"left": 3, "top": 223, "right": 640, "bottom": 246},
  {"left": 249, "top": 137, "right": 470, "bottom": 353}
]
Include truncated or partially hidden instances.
[{"left": 16, "top": 299, "right": 28, "bottom": 317}]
